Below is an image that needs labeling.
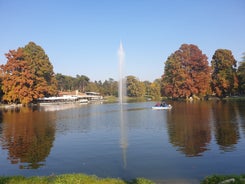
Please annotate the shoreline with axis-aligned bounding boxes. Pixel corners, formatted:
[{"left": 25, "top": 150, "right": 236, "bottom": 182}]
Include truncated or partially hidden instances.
[{"left": 0, "top": 173, "right": 245, "bottom": 184}]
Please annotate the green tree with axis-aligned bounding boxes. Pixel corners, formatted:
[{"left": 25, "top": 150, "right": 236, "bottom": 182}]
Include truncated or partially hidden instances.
[
  {"left": 55, "top": 73, "right": 67, "bottom": 91},
  {"left": 23, "top": 42, "right": 57, "bottom": 97},
  {"left": 103, "top": 78, "right": 118, "bottom": 96},
  {"left": 150, "top": 79, "right": 161, "bottom": 100},
  {"left": 75, "top": 75, "right": 90, "bottom": 92},
  {"left": 143, "top": 80, "right": 151, "bottom": 98},
  {"left": 86, "top": 82, "right": 100, "bottom": 92},
  {"left": 143, "top": 80, "right": 161, "bottom": 100},
  {"left": 237, "top": 52, "right": 245, "bottom": 94},
  {"left": 211, "top": 49, "right": 238, "bottom": 97},
  {"left": 126, "top": 76, "right": 145, "bottom": 97},
  {"left": 162, "top": 44, "right": 211, "bottom": 99}
]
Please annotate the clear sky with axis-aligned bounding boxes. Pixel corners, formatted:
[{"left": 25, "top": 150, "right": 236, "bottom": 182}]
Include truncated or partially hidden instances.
[{"left": 0, "top": 0, "right": 244, "bottom": 82}]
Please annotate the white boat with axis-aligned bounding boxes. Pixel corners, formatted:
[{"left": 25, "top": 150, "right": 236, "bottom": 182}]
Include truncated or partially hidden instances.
[
  {"left": 79, "top": 99, "right": 88, "bottom": 104},
  {"left": 152, "top": 105, "right": 172, "bottom": 110}
]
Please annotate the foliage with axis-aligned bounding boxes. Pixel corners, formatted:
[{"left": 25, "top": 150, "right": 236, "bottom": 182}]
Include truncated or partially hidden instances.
[
  {"left": 211, "top": 49, "right": 238, "bottom": 98},
  {"left": 129, "top": 178, "right": 155, "bottom": 184},
  {"left": 55, "top": 73, "right": 76, "bottom": 91},
  {"left": 102, "top": 78, "right": 118, "bottom": 96},
  {"left": 201, "top": 174, "right": 245, "bottom": 184},
  {"left": 0, "top": 174, "right": 154, "bottom": 184},
  {"left": 162, "top": 44, "right": 211, "bottom": 99},
  {"left": 23, "top": 42, "right": 58, "bottom": 97},
  {"left": 0, "top": 42, "right": 57, "bottom": 105},
  {"left": 144, "top": 79, "right": 161, "bottom": 100},
  {"left": 75, "top": 75, "right": 90, "bottom": 92},
  {"left": 126, "top": 76, "right": 145, "bottom": 97},
  {"left": 1, "top": 49, "right": 37, "bottom": 104},
  {"left": 55, "top": 74, "right": 118, "bottom": 96},
  {"left": 237, "top": 53, "right": 245, "bottom": 94}
]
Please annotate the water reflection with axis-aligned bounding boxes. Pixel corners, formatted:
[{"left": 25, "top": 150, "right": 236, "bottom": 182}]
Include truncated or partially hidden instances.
[
  {"left": 120, "top": 105, "right": 128, "bottom": 168},
  {"left": 166, "top": 102, "right": 212, "bottom": 157},
  {"left": 212, "top": 101, "right": 240, "bottom": 151},
  {"left": 0, "top": 108, "right": 55, "bottom": 169},
  {"left": 0, "top": 102, "right": 244, "bottom": 179}
]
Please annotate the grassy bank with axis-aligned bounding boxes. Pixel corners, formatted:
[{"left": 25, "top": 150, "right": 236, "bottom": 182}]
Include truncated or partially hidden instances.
[
  {"left": 0, "top": 174, "right": 154, "bottom": 184},
  {"left": 201, "top": 174, "right": 245, "bottom": 184},
  {"left": 1, "top": 174, "right": 245, "bottom": 184}
]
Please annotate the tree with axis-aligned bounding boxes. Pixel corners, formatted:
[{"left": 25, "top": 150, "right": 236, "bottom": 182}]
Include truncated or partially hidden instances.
[
  {"left": 162, "top": 44, "right": 211, "bottom": 99},
  {"left": 75, "top": 75, "right": 90, "bottom": 92},
  {"left": 126, "top": 76, "right": 145, "bottom": 97},
  {"left": 237, "top": 52, "right": 245, "bottom": 94},
  {"left": 55, "top": 73, "right": 77, "bottom": 91},
  {"left": 86, "top": 82, "right": 100, "bottom": 92},
  {"left": 23, "top": 42, "right": 57, "bottom": 97},
  {"left": 143, "top": 80, "right": 161, "bottom": 100},
  {"left": 102, "top": 78, "right": 118, "bottom": 96},
  {"left": 211, "top": 49, "right": 238, "bottom": 97},
  {"left": 1, "top": 42, "right": 58, "bottom": 105},
  {"left": 150, "top": 79, "right": 161, "bottom": 100},
  {"left": 1, "top": 49, "right": 37, "bottom": 104}
]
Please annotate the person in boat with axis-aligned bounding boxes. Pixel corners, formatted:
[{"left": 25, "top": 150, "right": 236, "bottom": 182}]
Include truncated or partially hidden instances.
[
  {"left": 160, "top": 101, "right": 167, "bottom": 107},
  {"left": 155, "top": 102, "right": 161, "bottom": 107}
]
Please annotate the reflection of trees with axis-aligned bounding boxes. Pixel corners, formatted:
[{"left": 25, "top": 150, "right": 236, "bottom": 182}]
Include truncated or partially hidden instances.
[
  {"left": 212, "top": 102, "right": 240, "bottom": 151},
  {"left": 0, "top": 108, "right": 55, "bottom": 169},
  {"left": 235, "top": 102, "right": 245, "bottom": 136},
  {"left": 167, "top": 102, "right": 211, "bottom": 157}
]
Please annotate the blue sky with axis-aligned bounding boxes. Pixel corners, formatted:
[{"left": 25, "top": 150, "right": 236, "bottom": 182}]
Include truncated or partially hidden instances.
[{"left": 0, "top": 0, "right": 244, "bottom": 82}]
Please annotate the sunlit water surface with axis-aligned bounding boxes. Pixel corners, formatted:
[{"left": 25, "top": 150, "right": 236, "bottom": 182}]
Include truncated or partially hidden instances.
[{"left": 0, "top": 101, "right": 245, "bottom": 182}]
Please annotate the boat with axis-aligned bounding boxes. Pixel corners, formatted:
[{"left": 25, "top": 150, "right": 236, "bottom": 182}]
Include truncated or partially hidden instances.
[{"left": 152, "top": 104, "right": 172, "bottom": 110}]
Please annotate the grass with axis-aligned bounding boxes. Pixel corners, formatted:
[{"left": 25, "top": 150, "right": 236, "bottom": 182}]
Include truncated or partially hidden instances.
[
  {"left": 201, "top": 174, "right": 245, "bottom": 184},
  {"left": 0, "top": 174, "right": 154, "bottom": 184},
  {"left": 1, "top": 174, "right": 245, "bottom": 184}
]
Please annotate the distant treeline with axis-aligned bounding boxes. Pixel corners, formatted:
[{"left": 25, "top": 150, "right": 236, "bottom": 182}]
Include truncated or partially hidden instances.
[{"left": 0, "top": 42, "right": 244, "bottom": 105}]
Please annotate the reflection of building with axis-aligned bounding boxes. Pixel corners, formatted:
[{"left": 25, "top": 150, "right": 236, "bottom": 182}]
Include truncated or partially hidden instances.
[{"left": 0, "top": 109, "right": 55, "bottom": 169}]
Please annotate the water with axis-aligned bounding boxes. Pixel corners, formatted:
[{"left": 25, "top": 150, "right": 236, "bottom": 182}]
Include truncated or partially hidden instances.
[
  {"left": 118, "top": 42, "right": 126, "bottom": 104},
  {"left": 0, "top": 101, "right": 245, "bottom": 182}
]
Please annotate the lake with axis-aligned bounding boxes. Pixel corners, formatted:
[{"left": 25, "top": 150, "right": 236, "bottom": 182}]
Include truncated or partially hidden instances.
[{"left": 0, "top": 101, "right": 245, "bottom": 182}]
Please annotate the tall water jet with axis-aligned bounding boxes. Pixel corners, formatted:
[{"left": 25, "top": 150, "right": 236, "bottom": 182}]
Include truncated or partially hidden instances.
[
  {"left": 118, "top": 41, "right": 128, "bottom": 168},
  {"left": 118, "top": 41, "right": 126, "bottom": 104}
]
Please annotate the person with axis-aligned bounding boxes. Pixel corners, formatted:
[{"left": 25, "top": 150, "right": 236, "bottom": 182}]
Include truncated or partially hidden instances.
[
  {"left": 155, "top": 102, "right": 161, "bottom": 107},
  {"left": 161, "top": 100, "right": 167, "bottom": 107}
]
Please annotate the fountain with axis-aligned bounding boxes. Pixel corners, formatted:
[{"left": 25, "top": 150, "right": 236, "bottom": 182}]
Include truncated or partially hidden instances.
[
  {"left": 118, "top": 41, "right": 126, "bottom": 104},
  {"left": 118, "top": 42, "right": 128, "bottom": 168}
]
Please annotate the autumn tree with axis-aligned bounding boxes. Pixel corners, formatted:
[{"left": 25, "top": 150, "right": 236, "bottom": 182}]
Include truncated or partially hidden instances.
[
  {"left": 23, "top": 42, "right": 57, "bottom": 97},
  {"left": 126, "top": 75, "right": 145, "bottom": 97},
  {"left": 1, "top": 42, "right": 57, "bottom": 104},
  {"left": 211, "top": 49, "right": 238, "bottom": 97},
  {"left": 1, "top": 49, "right": 37, "bottom": 104},
  {"left": 162, "top": 44, "right": 211, "bottom": 99},
  {"left": 237, "top": 53, "right": 245, "bottom": 95}
]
